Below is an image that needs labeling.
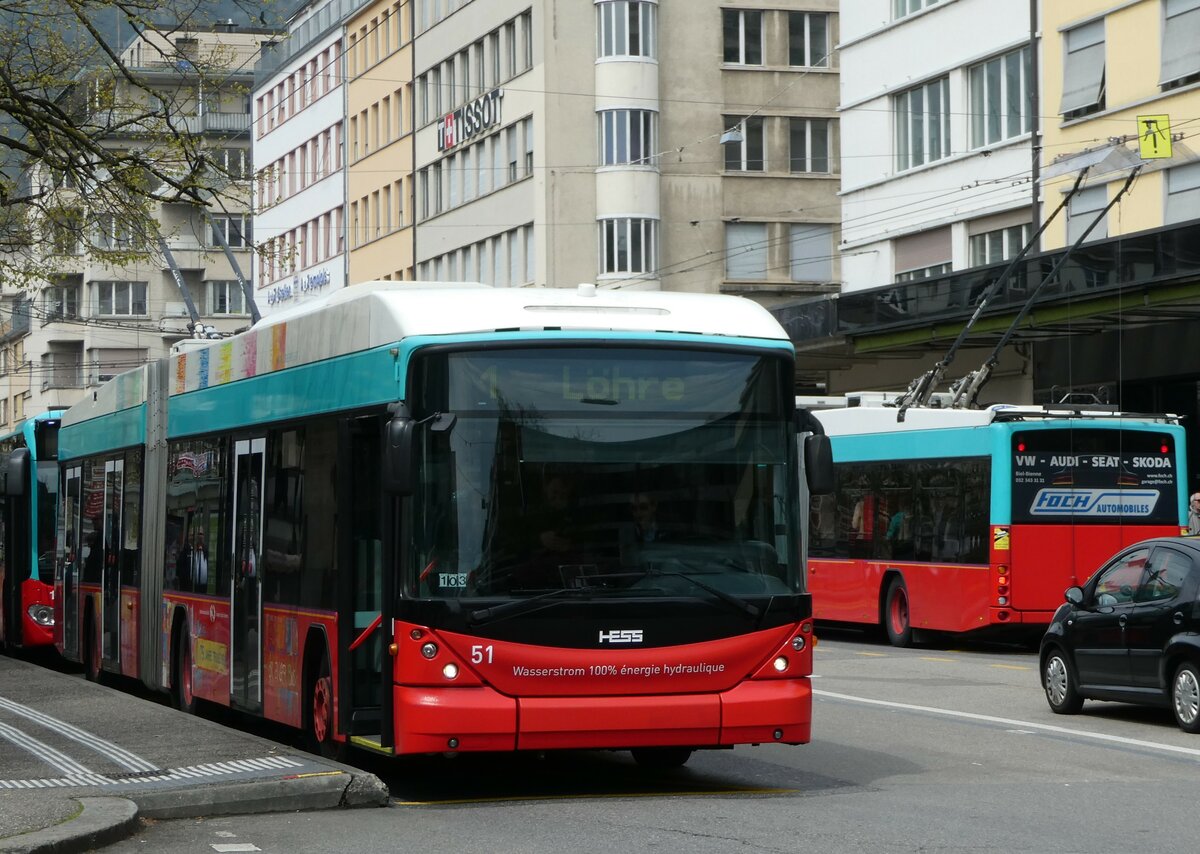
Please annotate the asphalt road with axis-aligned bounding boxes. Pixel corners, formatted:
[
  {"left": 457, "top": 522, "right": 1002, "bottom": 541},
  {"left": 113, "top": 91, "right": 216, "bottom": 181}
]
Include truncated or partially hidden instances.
[{"left": 102, "top": 630, "right": 1200, "bottom": 853}]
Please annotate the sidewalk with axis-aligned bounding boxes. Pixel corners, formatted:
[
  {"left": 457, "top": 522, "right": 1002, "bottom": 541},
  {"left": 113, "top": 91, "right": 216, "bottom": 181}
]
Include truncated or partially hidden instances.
[{"left": 0, "top": 655, "right": 389, "bottom": 854}]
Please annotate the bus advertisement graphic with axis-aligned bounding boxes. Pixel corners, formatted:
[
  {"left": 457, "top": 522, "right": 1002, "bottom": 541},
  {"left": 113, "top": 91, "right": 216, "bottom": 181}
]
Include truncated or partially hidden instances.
[{"left": 1012, "top": 447, "right": 1176, "bottom": 524}]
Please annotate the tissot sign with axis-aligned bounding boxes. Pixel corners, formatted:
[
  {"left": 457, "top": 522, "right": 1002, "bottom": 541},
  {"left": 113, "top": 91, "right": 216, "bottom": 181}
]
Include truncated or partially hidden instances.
[{"left": 437, "top": 88, "right": 504, "bottom": 152}]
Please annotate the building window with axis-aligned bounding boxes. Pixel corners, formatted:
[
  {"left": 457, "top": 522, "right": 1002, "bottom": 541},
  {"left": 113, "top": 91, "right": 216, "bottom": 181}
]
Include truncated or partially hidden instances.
[
  {"left": 1066, "top": 185, "right": 1108, "bottom": 243},
  {"left": 895, "top": 263, "right": 951, "bottom": 283},
  {"left": 599, "top": 109, "right": 657, "bottom": 165},
  {"left": 895, "top": 76, "right": 950, "bottom": 171},
  {"left": 894, "top": 0, "right": 939, "bottom": 18},
  {"left": 600, "top": 217, "right": 657, "bottom": 275},
  {"left": 725, "top": 222, "right": 767, "bottom": 280},
  {"left": 47, "top": 284, "right": 80, "bottom": 320},
  {"left": 723, "top": 115, "right": 764, "bottom": 172},
  {"left": 1061, "top": 20, "right": 1105, "bottom": 118},
  {"left": 208, "top": 281, "right": 246, "bottom": 315},
  {"left": 210, "top": 214, "right": 252, "bottom": 248},
  {"left": 790, "top": 224, "right": 833, "bottom": 282},
  {"left": 1162, "top": 0, "right": 1200, "bottom": 89},
  {"left": 790, "top": 118, "right": 830, "bottom": 173},
  {"left": 722, "top": 9, "right": 762, "bottom": 65},
  {"left": 95, "top": 281, "right": 148, "bottom": 317},
  {"left": 95, "top": 213, "right": 133, "bottom": 249},
  {"left": 969, "top": 223, "right": 1031, "bottom": 266},
  {"left": 596, "top": 1, "right": 657, "bottom": 58},
  {"left": 1166, "top": 161, "right": 1200, "bottom": 224},
  {"left": 788, "top": 12, "right": 829, "bottom": 67},
  {"left": 213, "top": 147, "right": 250, "bottom": 179},
  {"left": 969, "top": 46, "right": 1031, "bottom": 148}
]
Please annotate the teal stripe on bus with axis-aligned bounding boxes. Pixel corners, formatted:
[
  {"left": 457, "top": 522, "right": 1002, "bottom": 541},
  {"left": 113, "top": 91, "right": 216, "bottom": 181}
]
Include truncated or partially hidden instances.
[
  {"left": 167, "top": 331, "right": 794, "bottom": 439},
  {"left": 60, "top": 404, "right": 146, "bottom": 460}
]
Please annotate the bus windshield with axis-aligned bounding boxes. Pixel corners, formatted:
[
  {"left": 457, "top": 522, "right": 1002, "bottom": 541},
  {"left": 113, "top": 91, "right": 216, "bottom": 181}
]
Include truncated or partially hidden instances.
[
  {"left": 1011, "top": 428, "right": 1178, "bottom": 525},
  {"left": 409, "top": 346, "right": 798, "bottom": 601}
]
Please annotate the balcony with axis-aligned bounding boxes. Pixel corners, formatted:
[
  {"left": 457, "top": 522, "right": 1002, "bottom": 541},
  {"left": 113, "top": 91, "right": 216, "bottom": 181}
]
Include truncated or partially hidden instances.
[
  {"left": 775, "top": 219, "right": 1200, "bottom": 353},
  {"left": 0, "top": 299, "right": 31, "bottom": 344}
]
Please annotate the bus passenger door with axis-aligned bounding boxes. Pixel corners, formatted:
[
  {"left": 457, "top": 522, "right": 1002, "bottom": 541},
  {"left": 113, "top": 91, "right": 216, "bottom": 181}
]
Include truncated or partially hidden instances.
[
  {"left": 230, "top": 438, "right": 265, "bottom": 711},
  {"left": 336, "top": 416, "right": 387, "bottom": 746},
  {"left": 57, "top": 465, "right": 82, "bottom": 658},
  {"left": 101, "top": 459, "right": 124, "bottom": 665}
]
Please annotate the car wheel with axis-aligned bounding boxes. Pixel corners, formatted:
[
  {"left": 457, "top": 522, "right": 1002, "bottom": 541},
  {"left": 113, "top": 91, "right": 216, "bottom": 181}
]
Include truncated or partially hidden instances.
[
  {"left": 1043, "top": 648, "right": 1083, "bottom": 714},
  {"left": 1171, "top": 662, "right": 1200, "bottom": 734},
  {"left": 883, "top": 576, "right": 913, "bottom": 647}
]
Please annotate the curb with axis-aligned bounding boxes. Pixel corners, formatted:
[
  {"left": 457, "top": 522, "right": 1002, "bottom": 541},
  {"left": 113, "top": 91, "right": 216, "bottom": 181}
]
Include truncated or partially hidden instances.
[{"left": 0, "top": 797, "right": 138, "bottom": 854}]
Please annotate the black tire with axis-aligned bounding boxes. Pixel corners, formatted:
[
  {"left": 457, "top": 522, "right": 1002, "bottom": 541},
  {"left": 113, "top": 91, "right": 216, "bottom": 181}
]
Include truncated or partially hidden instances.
[
  {"left": 1171, "top": 661, "right": 1200, "bottom": 734},
  {"left": 1042, "top": 648, "right": 1084, "bottom": 715},
  {"left": 631, "top": 747, "right": 693, "bottom": 769},
  {"left": 883, "top": 576, "right": 913, "bottom": 648},
  {"left": 306, "top": 653, "right": 344, "bottom": 760},
  {"left": 83, "top": 610, "right": 102, "bottom": 683},
  {"left": 173, "top": 629, "right": 197, "bottom": 715}
]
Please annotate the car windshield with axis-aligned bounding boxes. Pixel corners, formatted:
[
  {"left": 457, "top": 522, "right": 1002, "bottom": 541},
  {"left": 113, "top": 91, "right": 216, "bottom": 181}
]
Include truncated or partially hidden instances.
[{"left": 407, "top": 346, "right": 798, "bottom": 601}]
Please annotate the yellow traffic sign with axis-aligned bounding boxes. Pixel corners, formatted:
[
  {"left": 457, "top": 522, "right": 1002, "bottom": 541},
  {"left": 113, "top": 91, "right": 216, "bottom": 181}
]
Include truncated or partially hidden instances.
[{"left": 1138, "top": 114, "right": 1172, "bottom": 159}]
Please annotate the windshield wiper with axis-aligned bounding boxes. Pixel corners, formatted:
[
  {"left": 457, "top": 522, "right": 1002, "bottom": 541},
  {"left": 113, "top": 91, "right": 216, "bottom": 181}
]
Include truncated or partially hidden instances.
[
  {"left": 646, "top": 570, "right": 761, "bottom": 619},
  {"left": 469, "top": 585, "right": 598, "bottom": 625}
]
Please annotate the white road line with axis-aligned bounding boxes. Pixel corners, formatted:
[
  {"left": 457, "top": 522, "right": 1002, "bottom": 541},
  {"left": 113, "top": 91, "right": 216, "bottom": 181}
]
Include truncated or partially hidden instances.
[
  {"left": 815, "top": 689, "right": 1200, "bottom": 759},
  {"left": 211, "top": 845, "right": 261, "bottom": 853},
  {"left": 0, "top": 695, "right": 155, "bottom": 771},
  {"left": 0, "top": 720, "right": 100, "bottom": 779}
]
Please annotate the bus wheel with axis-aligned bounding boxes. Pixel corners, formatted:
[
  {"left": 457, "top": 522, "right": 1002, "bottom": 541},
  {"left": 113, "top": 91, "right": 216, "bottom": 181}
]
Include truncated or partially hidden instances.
[
  {"left": 173, "top": 632, "right": 197, "bottom": 715},
  {"left": 631, "top": 747, "right": 693, "bottom": 769},
  {"left": 83, "top": 611, "right": 102, "bottom": 683},
  {"left": 884, "top": 577, "right": 913, "bottom": 647},
  {"left": 1043, "top": 648, "right": 1083, "bottom": 715},
  {"left": 307, "top": 655, "right": 343, "bottom": 760},
  {"left": 1171, "top": 661, "right": 1200, "bottom": 733}
]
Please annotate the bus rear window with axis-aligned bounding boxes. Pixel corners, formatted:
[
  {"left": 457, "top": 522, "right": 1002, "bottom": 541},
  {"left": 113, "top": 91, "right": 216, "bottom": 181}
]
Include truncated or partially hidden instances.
[{"left": 1011, "top": 429, "right": 1178, "bottom": 524}]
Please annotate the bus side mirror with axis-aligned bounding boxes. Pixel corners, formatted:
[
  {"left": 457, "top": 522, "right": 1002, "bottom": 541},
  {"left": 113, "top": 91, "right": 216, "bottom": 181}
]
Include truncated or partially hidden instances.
[
  {"left": 6, "top": 448, "right": 29, "bottom": 497},
  {"left": 382, "top": 417, "right": 415, "bottom": 495},
  {"left": 804, "top": 434, "right": 834, "bottom": 496}
]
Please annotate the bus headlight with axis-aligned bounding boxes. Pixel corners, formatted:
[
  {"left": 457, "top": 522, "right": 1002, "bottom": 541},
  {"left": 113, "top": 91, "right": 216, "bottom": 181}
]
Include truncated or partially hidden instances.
[
  {"left": 773, "top": 656, "right": 789, "bottom": 672},
  {"left": 442, "top": 663, "right": 459, "bottom": 680},
  {"left": 27, "top": 605, "right": 54, "bottom": 626}
]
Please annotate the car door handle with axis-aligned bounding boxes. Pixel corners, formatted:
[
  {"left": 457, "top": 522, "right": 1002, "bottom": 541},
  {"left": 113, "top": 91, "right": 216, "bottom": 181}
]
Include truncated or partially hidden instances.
[
  {"left": 1175, "top": 612, "right": 1185, "bottom": 625},
  {"left": 1119, "top": 614, "right": 1127, "bottom": 628}
]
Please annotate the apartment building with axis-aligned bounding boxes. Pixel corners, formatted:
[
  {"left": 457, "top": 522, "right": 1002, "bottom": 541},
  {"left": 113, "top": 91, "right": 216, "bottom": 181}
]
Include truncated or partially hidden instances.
[
  {"left": 253, "top": 0, "right": 359, "bottom": 317},
  {"left": 403, "top": 0, "right": 840, "bottom": 303},
  {"left": 0, "top": 25, "right": 268, "bottom": 420}
]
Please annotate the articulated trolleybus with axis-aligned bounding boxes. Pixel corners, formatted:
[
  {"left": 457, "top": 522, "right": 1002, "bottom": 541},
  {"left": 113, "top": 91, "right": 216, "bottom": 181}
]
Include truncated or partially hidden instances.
[
  {"left": 55, "top": 282, "right": 832, "bottom": 766},
  {"left": 0, "top": 411, "right": 63, "bottom": 651},
  {"left": 807, "top": 394, "right": 1185, "bottom": 646}
]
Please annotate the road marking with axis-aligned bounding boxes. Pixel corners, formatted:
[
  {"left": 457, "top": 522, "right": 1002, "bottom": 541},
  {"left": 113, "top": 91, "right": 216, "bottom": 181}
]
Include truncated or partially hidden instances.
[
  {"left": 816, "top": 689, "right": 1200, "bottom": 759},
  {"left": 0, "top": 756, "right": 305, "bottom": 790},
  {"left": 921, "top": 657, "right": 955, "bottom": 663},
  {"left": 855, "top": 652, "right": 888, "bottom": 657},
  {"left": 990, "top": 664, "right": 1030, "bottom": 671},
  {"left": 0, "top": 695, "right": 156, "bottom": 771},
  {"left": 211, "top": 845, "right": 261, "bottom": 853}
]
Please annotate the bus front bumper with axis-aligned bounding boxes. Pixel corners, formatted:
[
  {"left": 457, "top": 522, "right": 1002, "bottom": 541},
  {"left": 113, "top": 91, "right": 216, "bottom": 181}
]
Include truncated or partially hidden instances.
[{"left": 391, "top": 678, "right": 812, "bottom": 754}]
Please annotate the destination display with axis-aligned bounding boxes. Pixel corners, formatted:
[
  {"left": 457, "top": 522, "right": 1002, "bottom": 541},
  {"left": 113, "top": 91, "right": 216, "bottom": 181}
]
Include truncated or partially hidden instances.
[{"left": 1010, "top": 429, "right": 1178, "bottom": 524}]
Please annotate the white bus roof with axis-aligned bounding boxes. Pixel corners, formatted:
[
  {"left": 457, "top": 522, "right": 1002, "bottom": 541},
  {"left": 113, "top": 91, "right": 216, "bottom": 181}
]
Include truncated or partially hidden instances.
[{"left": 809, "top": 393, "right": 1181, "bottom": 437}]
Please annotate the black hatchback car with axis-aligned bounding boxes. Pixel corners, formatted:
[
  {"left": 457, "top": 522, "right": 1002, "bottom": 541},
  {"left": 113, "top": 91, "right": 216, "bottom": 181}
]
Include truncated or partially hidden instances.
[{"left": 1040, "top": 536, "right": 1200, "bottom": 733}]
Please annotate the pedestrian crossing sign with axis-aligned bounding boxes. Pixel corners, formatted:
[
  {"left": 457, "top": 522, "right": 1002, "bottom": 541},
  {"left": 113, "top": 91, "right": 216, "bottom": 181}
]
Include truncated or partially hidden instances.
[{"left": 1137, "top": 114, "right": 1172, "bottom": 159}]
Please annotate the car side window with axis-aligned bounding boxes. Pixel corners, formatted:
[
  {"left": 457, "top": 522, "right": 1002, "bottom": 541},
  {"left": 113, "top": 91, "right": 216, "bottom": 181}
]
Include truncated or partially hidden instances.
[
  {"left": 1135, "top": 548, "right": 1194, "bottom": 604},
  {"left": 1092, "top": 547, "right": 1149, "bottom": 606}
]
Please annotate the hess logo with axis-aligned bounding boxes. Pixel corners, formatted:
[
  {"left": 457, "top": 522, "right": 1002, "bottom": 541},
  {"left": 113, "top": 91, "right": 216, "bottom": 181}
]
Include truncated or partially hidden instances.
[{"left": 598, "top": 629, "right": 643, "bottom": 644}]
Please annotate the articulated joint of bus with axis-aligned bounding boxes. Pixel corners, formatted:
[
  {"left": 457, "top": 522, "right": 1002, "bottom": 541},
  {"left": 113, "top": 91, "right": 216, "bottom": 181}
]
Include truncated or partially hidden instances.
[{"left": 386, "top": 620, "right": 815, "bottom": 755}]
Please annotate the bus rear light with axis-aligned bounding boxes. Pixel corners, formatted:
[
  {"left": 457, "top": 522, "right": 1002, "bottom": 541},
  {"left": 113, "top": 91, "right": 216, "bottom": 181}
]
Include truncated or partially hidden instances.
[
  {"left": 997, "top": 565, "right": 1008, "bottom": 575},
  {"left": 998, "top": 576, "right": 1008, "bottom": 586},
  {"left": 773, "top": 656, "right": 789, "bottom": 672},
  {"left": 420, "top": 642, "right": 439, "bottom": 659},
  {"left": 26, "top": 605, "right": 53, "bottom": 626},
  {"left": 996, "top": 610, "right": 1011, "bottom": 622},
  {"left": 997, "top": 597, "right": 1008, "bottom": 606},
  {"left": 996, "top": 585, "right": 1009, "bottom": 596}
]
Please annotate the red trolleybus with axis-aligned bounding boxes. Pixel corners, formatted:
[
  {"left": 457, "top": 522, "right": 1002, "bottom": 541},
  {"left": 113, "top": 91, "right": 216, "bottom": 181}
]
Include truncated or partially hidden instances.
[
  {"left": 0, "top": 412, "right": 63, "bottom": 651},
  {"left": 806, "top": 394, "right": 1186, "bottom": 646},
  {"left": 55, "top": 283, "right": 832, "bottom": 766}
]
